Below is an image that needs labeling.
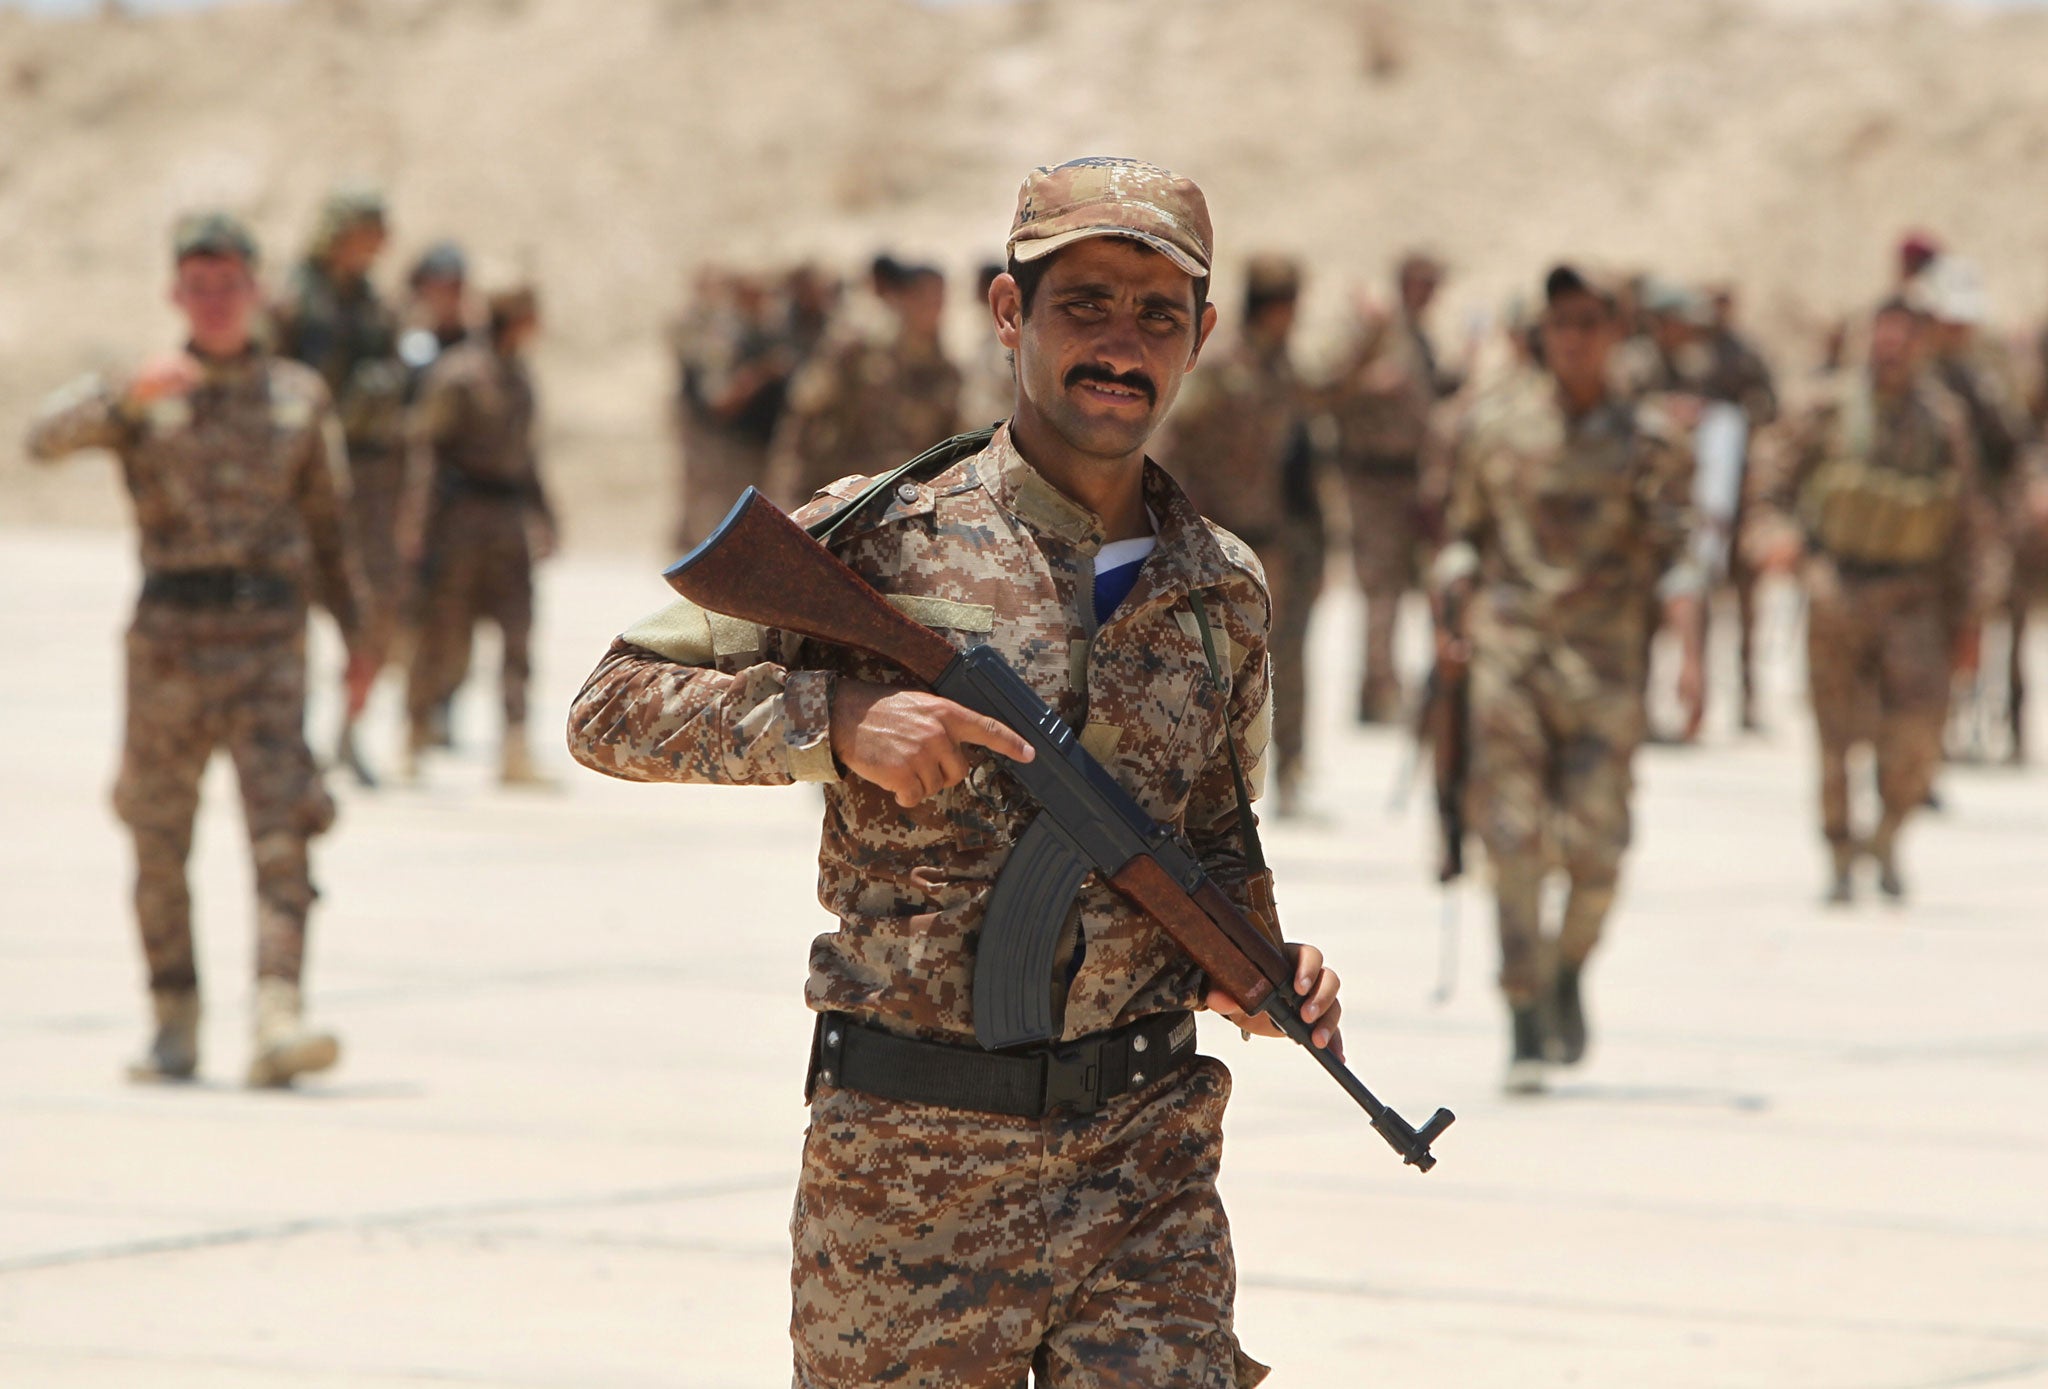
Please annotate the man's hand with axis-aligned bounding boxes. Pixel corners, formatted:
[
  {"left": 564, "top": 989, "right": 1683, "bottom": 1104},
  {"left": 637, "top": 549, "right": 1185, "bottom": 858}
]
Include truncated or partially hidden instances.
[
  {"left": 1206, "top": 942, "right": 1344, "bottom": 1060},
  {"left": 829, "top": 678, "right": 1034, "bottom": 807},
  {"left": 124, "top": 352, "right": 203, "bottom": 410}
]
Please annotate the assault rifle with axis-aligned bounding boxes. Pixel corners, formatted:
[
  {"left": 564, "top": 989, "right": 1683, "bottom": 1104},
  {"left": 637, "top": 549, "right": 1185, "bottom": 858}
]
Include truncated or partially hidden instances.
[{"left": 667, "top": 488, "right": 1455, "bottom": 1172}]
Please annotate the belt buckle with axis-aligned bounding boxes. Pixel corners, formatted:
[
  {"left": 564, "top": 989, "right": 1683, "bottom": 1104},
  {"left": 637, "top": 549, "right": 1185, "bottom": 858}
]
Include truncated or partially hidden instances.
[{"left": 1041, "top": 1040, "right": 1104, "bottom": 1116}]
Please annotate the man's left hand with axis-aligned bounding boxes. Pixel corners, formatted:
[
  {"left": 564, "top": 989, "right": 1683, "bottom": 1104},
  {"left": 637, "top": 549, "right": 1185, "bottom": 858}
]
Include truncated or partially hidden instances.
[{"left": 1206, "top": 942, "right": 1343, "bottom": 1061}]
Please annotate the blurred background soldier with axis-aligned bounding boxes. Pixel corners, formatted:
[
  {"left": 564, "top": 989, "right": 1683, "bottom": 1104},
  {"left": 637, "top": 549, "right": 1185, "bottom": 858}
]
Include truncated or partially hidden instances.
[
  {"left": 1434, "top": 265, "right": 1703, "bottom": 1094},
  {"left": 398, "top": 240, "right": 473, "bottom": 397},
  {"left": 1158, "top": 255, "right": 1314, "bottom": 811},
  {"left": 766, "top": 262, "right": 962, "bottom": 508},
  {"left": 781, "top": 262, "right": 841, "bottom": 366},
  {"left": 1922, "top": 256, "right": 2032, "bottom": 764},
  {"left": 1702, "top": 283, "right": 1780, "bottom": 731},
  {"left": 271, "top": 184, "right": 407, "bottom": 787},
  {"left": 402, "top": 285, "right": 556, "bottom": 787},
  {"left": 1328, "top": 250, "right": 1459, "bottom": 724},
  {"left": 24, "top": 213, "right": 368, "bottom": 1088},
  {"left": 669, "top": 269, "right": 797, "bottom": 549},
  {"left": 1751, "top": 295, "right": 1987, "bottom": 903}
]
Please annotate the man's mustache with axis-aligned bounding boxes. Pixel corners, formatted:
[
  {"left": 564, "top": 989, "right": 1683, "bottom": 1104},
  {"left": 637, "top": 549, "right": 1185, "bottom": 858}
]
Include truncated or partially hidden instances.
[{"left": 1064, "top": 364, "right": 1157, "bottom": 405}]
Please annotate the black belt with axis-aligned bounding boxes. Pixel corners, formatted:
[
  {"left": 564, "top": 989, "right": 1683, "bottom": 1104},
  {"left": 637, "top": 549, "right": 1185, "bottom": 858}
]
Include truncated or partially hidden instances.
[
  {"left": 140, "top": 569, "right": 297, "bottom": 611},
  {"left": 811, "top": 1010, "right": 1200, "bottom": 1119}
]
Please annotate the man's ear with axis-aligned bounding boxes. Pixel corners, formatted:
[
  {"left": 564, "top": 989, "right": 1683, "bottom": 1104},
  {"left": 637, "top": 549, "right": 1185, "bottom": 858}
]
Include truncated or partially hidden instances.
[
  {"left": 1187, "top": 301, "right": 1220, "bottom": 369},
  {"left": 991, "top": 273, "right": 1024, "bottom": 352}
]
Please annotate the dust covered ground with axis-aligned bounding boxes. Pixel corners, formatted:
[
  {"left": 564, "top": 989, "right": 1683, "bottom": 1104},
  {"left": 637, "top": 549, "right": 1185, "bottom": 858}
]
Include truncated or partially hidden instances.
[
  {"left": 9, "top": 0, "right": 2048, "bottom": 547},
  {"left": 1, "top": 528, "right": 2045, "bottom": 1386}
]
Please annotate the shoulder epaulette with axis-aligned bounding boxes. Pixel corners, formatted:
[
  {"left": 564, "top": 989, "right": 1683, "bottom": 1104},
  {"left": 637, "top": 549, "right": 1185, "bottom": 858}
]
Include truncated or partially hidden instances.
[{"left": 806, "top": 424, "right": 1001, "bottom": 546}]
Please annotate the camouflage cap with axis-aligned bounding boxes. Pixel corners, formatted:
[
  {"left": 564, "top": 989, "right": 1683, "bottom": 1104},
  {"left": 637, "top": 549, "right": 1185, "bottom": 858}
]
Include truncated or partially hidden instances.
[
  {"left": 409, "top": 239, "right": 467, "bottom": 287},
  {"left": 1007, "top": 157, "right": 1212, "bottom": 279},
  {"left": 172, "top": 210, "right": 259, "bottom": 266}
]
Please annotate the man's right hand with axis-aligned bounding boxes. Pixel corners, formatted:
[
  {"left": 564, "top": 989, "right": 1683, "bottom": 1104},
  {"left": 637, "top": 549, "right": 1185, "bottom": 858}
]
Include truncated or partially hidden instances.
[
  {"left": 124, "top": 353, "right": 203, "bottom": 410},
  {"left": 828, "top": 678, "right": 1034, "bottom": 807}
]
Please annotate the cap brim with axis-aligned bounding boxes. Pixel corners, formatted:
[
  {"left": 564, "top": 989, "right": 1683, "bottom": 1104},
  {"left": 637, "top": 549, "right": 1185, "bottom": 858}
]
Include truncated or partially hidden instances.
[{"left": 1008, "top": 225, "right": 1209, "bottom": 279}]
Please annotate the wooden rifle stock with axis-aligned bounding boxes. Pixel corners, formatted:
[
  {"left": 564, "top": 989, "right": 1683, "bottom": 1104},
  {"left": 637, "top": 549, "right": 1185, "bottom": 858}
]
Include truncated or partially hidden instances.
[{"left": 665, "top": 488, "right": 958, "bottom": 687}]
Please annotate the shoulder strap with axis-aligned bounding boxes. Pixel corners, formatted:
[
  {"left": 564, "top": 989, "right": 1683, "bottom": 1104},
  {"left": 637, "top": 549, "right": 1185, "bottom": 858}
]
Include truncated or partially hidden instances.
[
  {"left": 1186, "top": 589, "right": 1268, "bottom": 877},
  {"left": 806, "top": 423, "right": 1001, "bottom": 545}
]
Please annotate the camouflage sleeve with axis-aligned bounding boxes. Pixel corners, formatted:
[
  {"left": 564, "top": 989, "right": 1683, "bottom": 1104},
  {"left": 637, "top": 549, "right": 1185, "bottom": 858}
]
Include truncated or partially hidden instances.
[
  {"left": 564, "top": 616, "right": 839, "bottom": 787},
  {"left": 24, "top": 373, "right": 133, "bottom": 462},
  {"left": 1936, "top": 397, "right": 1993, "bottom": 632},
  {"left": 296, "top": 392, "right": 367, "bottom": 647},
  {"left": 1182, "top": 576, "right": 1280, "bottom": 941},
  {"left": 1743, "top": 348, "right": 1780, "bottom": 430}
]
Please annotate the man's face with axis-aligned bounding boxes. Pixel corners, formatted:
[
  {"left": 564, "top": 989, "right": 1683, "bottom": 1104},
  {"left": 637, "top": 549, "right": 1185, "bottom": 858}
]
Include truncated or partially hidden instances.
[
  {"left": 995, "top": 236, "right": 1215, "bottom": 461},
  {"left": 1400, "top": 267, "right": 1440, "bottom": 316},
  {"left": 896, "top": 274, "right": 946, "bottom": 341},
  {"left": 1539, "top": 290, "right": 1619, "bottom": 391},
  {"left": 1869, "top": 308, "right": 1925, "bottom": 380},
  {"left": 416, "top": 276, "right": 465, "bottom": 330},
  {"left": 171, "top": 253, "right": 260, "bottom": 353},
  {"left": 330, "top": 220, "right": 388, "bottom": 278}
]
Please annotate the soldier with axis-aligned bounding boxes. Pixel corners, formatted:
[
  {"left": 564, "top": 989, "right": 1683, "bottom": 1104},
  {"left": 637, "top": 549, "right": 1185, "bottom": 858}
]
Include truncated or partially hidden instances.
[
  {"left": 398, "top": 240, "right": 472, "bottom": 397},
  {"left": 1923, "top": 256, "right": 2031, "bottom": 763},
  {"left": 569, "top": 156, "right": 1345, "bottom": 1386},
  {"left": 765, "top": 262, "right": 963, "bottom": 509},
  {"left": 402, "top": 285, "right": 556, "bottom": 787},
  {"left": 670, "top": 269, "right": 796, "bottom": 549},
  {"left": 25, "top": 213, "right": 368, "bottom": 1087},
  {"left": 1434, "top": 265, "right": 1704, "bottom": 1093},
  {"left": 1702, "top": 284, "right": 1780, "bottom": 731},
  {"left": 1329, "top": 251, "right": 1458, "bottom": 723},
  {"left": 271, "top": 184, "right": 407, "bottom": 787},
  {"left": 1752, "top": 295, "right": 1987, "bottom": 902},
  {"left": 1158, "top": 255, "right": 1314, "bottom": 812}
]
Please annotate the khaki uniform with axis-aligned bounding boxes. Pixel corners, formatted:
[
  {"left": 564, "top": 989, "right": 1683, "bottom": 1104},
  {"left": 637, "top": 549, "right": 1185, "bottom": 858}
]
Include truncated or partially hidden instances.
[
  {"left": 26, "top": 354, "right": 363, "bottom": 992},
  {"left": 404, "top": 340, "right": 551, "bottom": 741},
  {"left": 271, "top": 260, "right": 406, "bottom": 664},
  {"left": 1328, "top": 313, "right": 1444, "bottom": 717},
  {"left": 1157, "top": 338, "right": 1309, "bottom": 782},
  {"left": 765, "top": 330, "right": 963, "bottom": 510},
  {"left": 569, "top": 425, "right": 1273, "bottom": 1386},
  {"left": 1436, "top": 371, "right": 1698, "bottom": 1002},
  {"left": 1752, "top": 373, "right": 1984, "bottom": 861}
]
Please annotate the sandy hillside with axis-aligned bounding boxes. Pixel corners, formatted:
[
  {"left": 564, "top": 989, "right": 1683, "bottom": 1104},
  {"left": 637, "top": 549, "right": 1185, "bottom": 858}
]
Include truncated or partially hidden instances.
[{"left": 5, "top": 0, "right": 2048, "bottom": 550}]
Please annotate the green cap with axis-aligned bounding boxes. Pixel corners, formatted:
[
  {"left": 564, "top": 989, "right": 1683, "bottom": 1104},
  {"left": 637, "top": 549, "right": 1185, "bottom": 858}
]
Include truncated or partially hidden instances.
[
  {"left": 310, "top": 182, "right": 388, "bottom": 257},
  {"left": 172, "top": 211, "right": 259, "bottom": 266}
]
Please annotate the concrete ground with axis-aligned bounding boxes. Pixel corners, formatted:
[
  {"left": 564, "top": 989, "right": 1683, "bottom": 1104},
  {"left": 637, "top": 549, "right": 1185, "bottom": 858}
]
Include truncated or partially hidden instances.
[{"left": 2, "top": 525, "right": 2044, "bottom": 1389}]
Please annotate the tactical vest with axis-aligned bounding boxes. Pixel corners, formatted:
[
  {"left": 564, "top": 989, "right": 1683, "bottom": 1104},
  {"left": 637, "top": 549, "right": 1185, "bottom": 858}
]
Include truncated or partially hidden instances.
[{"left": 1799, "top": 381, "right": 1960, "bottom": 568}]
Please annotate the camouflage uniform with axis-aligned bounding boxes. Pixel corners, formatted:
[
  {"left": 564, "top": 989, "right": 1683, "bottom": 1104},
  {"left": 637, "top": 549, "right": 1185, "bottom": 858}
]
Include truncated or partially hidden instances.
[
  {"left": 569, "top": 425, "right": 1272, "bottom": 1387},
  {"left": 1327, "top": 311, "right": 1444, "bottom": 720},
  {"left": 405, "top": 337, "right": 551, "bottom": 751},
  {"left": 1752, "top": 372, "right": 1984, "bottom": 877},
  {"left": 765, "top": 328, "right": 963, "bottom": 510},
  {"left": 271, "top": 257, "right": 406, "bottom": 666},
  {"left": 26, "top": 352, "right": 363, "bottom": 996},
  {"left": 1157, "top": 337, "right": 1307, "bottom": 791},
  {"left": 1435, "top": 370, "right": 1698, "bottom": 1002}
]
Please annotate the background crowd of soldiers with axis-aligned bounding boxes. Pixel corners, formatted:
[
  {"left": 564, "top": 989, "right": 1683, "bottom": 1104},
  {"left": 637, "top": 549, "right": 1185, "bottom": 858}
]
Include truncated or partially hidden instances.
[
  {"left": 27, "top": 174, "right": 2048, "bottom": 1092},
  {"left": 661, "top": 229, "right": 2048, "bottom": 1090}
]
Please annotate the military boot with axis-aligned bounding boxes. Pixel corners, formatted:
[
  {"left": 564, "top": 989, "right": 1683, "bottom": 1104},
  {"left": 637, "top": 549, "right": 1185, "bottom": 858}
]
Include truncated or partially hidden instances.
[
  {"left": 246, "top": 979, "right": 340, "bottom": 1089},
  {"left": 127, "top": 989, "right": 200, "bottom": 1083},
  {"left": 500, "top": 730, "right": 555, "bottom": 788},
  {"left": 1548, "top": 962, "right": 1588, "bottom": 1066},
  {"left": 1824, "top": 840, "right": 1856, "bottom": 906},
  {"left": 1504, "top": 1004, "right": 1546, "bottom": 1095}
]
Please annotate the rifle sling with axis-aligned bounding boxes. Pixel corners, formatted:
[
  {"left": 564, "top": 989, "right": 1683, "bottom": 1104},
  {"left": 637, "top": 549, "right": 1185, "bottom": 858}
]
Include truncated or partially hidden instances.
[{"left": 805, "top": 424, "right": 1001, "bottom": 546}]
